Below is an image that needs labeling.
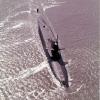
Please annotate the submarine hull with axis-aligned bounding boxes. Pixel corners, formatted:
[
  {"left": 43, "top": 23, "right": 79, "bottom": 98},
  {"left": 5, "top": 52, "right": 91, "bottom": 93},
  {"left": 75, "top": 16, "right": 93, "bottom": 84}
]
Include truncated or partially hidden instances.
[{"left": 37, "top": 13, "right": 69, "bottom": 87}]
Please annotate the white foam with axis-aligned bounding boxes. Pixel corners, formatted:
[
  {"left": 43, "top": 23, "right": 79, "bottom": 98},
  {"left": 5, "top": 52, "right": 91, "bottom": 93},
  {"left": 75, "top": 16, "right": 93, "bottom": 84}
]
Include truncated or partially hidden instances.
[
  {"left": 41, "top": 1, "right": 66, "bottom": 11},
  {"left": 0, "top": 61, "right": 48, "bottom": 83},
  {"left": 68, "top": 59, "right": 72, "bottom": 66},
  {"left": 0, "top": 38, "right": 35, "bottom": 49},
  {"left": 0, "top": 10, "right": 31, "bottom": 26},
  {"left": 10, "top": 2, "right": 29, "bottom": 13},
  {"left": 49, "top": 1, "right": 66, "bottom": 5},
  {"left": 0, "top": 23, "right": 4, "bottom": 27},
  {"left": 67, "top": 84, "right": 84, "bottom": 95},
  {"left": 65, "top": 59, "right": 73, "bottom": 86},
  {"left": 14, "top": 61, "right": 48, "bottom": 79},
  {"left": 24, "top": 38, "right": 33, "bottom": 42},
  {"left": 42, "top": 4, "right": 60, "bottom": 11},
  {"left": 9, "top": 10, "right": 31, "bottom": 19},
  {"left": 12, "top": 23, "right": 24, "bottom": 29}
]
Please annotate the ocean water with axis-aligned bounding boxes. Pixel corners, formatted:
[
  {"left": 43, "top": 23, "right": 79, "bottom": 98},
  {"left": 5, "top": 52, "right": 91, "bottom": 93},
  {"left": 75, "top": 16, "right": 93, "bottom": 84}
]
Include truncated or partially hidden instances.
[
  {"left": 46, "top": 0, "right": 99, "bottom": 100},
  {"left": 0, "top": 0, "right": 99, "bottom": 100},
  {"left": 0, "top": 0, "right": 69, "bottom": 100}
]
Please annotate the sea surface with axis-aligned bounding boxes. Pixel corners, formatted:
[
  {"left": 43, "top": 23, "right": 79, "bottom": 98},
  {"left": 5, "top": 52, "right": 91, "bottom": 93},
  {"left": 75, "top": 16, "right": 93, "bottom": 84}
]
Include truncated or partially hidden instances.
[{"left": 0, "top": 0, "right": 99, "bottom": 100}]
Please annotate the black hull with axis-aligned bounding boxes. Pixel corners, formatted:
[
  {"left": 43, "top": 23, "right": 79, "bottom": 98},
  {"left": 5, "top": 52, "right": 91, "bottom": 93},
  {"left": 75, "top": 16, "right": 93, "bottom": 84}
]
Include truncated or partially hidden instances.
[{"left": 37, "top": 15, "right": 69, "bottom": 88}]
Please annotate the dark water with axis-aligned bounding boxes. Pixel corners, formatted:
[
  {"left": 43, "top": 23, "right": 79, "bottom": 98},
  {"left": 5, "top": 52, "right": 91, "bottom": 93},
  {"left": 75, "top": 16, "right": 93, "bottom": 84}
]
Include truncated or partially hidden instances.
[{"left": 46, "top": 0, "right": 99, "bottom": 99}]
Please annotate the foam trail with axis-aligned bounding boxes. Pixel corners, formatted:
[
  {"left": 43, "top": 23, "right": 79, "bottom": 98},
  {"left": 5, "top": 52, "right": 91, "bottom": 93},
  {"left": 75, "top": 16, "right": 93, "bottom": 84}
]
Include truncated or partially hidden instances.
[
  {"left": 10, "top": 2, "right": 29, "bottom": 13},
  {"left": 18, "top": 61, "right": 48, "bottom": 79},
  {"left": 12, "top": 23, "right": 24, "bottom": 29},
  {"left": 42, "top": 4, "right": 60, "bottom": 11},
  {"left": 49, "top": 1, "right": 66, "bottom": 5},
  {"left": 11, "top": 10, "right": 31, "bottom": 18},
  {"left": 24, "top": 38, "right": 33, "bottom": 42},
  {"left": 41, "top": 1, "right": 66, "bottom": 11},
  {"left": 47, "top": 0, "right": 65, "bottom": 4},
  {"left": 50, "top": 83, "right": 84, "bottom": 95},
  {"left": 0, "top": 61, "right": 48, "bottom": 83},
  {"left": 19, "top": 63, "right": 47, "bottom": 81},
  {"left": 67, "top": 84, "right": 84, "bottom": 94},
  {"left": 65, "top": 59, "right": 73, "bottom": 86},
  {"left": 0, "top": 10, "right": 31, "bottom": 26},
  {"left": 0, "top": 38, "right": 35, "bottom": 49}
]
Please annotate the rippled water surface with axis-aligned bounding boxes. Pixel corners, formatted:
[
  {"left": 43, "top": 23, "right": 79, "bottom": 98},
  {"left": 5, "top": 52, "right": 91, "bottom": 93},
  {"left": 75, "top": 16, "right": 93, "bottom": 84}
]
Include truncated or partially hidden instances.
[{"left": 0, "top": 0, "right": 99, "bottom": 100}]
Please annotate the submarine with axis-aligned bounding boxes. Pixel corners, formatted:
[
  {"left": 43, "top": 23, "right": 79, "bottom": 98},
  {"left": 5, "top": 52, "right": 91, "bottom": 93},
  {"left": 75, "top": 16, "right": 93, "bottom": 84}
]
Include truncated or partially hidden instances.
[{"left": 37, "top": 8, "right": 69, "bottom": 88}]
